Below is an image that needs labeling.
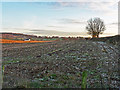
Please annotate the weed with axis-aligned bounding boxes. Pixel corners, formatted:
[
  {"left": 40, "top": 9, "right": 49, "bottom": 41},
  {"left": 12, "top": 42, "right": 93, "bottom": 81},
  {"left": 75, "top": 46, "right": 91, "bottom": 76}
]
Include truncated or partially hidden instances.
[
  {"left": 49, "top": 74, "right": 57, "bottom": 79},
  {"left": 2, "top": 65, "right": 5, "bottom": 78},
  {"left": 81, "top": 71, "right": 88, "bottom": 88},
  {"left": 27, "top": 82, "right": 43, "bottom": 88}
]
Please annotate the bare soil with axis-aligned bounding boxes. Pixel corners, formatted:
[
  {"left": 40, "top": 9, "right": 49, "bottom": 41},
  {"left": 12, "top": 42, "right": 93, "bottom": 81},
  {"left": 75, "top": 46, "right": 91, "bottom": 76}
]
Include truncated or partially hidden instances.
[{"left": 2, "top": 39, "right": 119, "bottom": 88}]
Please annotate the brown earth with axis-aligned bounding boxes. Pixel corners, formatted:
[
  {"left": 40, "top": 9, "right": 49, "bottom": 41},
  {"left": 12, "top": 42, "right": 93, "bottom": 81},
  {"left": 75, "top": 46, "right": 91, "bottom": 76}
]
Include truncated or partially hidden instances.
[{"left": 2, "top": 39, "right": 119, "bottom": 88}]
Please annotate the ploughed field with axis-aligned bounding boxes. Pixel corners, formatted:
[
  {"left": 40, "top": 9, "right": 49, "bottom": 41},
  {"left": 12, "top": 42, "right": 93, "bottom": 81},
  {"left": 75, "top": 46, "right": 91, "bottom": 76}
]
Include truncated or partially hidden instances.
[{"left": 2, "top": 39, "right": 119, "bottom": 88}]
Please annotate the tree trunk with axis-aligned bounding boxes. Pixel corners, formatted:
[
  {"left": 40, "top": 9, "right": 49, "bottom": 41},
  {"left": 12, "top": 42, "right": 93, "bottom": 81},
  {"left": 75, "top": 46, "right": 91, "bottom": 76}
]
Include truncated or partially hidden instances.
[
  {"left": 92, "top": 35, "right": 97, "bottom": 38},
  {"left": 97, "top": 34, "right": 99, "bottom": 38}
]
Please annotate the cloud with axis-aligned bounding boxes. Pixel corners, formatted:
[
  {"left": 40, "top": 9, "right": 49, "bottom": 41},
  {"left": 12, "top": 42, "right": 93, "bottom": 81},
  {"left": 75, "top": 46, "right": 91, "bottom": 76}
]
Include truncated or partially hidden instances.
[
  {"left": 109, "top": 22, "right": 120, "bottom": 26},
  {"left": 87, "top": 2, "right": 118, "bottom": 15},
  {"left": 53, "top": 1, "right": 118, "bottom": 16},
  {"left": 110, "top": 22, "right": 118, "bottom": 25},
  {"left": 36, "top": 1, "right": 117, "bottom": 18},
  {"left": 2, "top": 0, "right": 119, "bottom": 2},
  {"left": 59, "top": 18, "right": 87, "bottom": 24},
  {"left": 28, "top": 29, "right": 88, "bottom": 37},
  {"left": 56, "top": 0, "right": 119, "bottom": 3},
  {"left": 47, "top": 25, "right": 64, "bottom": 28},
  {"left": 25, "top": 29, "right": 118, "bottom": 37}
]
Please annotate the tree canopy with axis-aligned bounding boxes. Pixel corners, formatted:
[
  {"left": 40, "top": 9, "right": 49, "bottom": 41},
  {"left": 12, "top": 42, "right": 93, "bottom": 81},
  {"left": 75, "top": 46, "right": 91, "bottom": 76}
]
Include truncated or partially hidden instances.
[{"left": 86, "top": 18, "right": 106, "bottom": 38}]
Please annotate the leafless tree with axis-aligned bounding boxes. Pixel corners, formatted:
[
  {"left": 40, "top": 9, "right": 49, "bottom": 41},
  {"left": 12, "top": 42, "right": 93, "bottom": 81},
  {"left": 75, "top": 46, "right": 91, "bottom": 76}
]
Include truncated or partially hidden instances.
[{"left": 86, "top": 18, "right": 106, "bottom": 38}]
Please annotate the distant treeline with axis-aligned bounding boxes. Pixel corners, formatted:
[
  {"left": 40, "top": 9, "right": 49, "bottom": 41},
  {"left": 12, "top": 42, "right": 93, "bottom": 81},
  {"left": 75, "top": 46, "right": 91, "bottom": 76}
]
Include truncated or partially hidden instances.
[{"left": 0, "top": 32, "right": 86, "bottom": 41}]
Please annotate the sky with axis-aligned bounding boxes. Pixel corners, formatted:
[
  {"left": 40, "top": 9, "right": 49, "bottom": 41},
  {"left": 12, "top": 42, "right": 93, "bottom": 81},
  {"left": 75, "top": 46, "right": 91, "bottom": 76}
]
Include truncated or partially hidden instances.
[{"left": 1, "top": 0, "right": 119, "bottom": 37}]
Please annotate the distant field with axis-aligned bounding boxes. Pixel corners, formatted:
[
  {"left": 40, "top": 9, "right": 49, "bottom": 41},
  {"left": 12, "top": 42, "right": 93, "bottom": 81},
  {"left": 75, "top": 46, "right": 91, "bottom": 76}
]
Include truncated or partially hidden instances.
[{"left": 0, "top": 39, "right": 54, "bottom": 43}]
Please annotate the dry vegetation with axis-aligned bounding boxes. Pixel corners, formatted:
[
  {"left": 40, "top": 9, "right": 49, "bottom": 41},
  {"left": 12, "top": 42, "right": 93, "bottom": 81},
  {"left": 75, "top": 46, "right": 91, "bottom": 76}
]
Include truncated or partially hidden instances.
[
  {"left": 0, "top": 39, "right": 53, "bottom": 43},
  {"left": 2, "top": 37, "right": 119, "bottom": 88}
]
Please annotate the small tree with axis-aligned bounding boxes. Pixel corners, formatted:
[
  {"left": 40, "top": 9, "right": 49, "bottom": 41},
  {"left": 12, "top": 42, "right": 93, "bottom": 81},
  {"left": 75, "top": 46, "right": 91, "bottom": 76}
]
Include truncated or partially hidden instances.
[{"left": 86, "top": 18, "right": 106, "bottom": 38}]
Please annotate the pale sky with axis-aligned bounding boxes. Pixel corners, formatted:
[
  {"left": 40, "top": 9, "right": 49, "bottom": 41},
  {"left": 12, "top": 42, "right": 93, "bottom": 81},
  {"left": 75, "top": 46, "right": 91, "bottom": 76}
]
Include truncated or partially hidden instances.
[{"left": 1, "top": 0, "right": 119, "bottom": 37}]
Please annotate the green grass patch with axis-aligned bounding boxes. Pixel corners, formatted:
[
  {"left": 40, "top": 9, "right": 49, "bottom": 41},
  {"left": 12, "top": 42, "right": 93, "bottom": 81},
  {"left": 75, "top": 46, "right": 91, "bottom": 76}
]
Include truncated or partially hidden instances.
[
  {"left": 27, "top": 82, "right": 44, "bottom": 88},
  {"left": 3, "top": 60, "right": 20, "bottom": 65}
]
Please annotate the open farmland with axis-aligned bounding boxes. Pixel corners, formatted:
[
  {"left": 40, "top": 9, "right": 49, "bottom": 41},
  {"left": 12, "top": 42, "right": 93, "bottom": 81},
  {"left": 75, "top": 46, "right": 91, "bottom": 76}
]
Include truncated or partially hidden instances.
[
  {"left": 0, "top": 39, "right": 53, "bottom": 43},
  {"left": 2, "top": 38, "right": 119, "bottom": 88}
]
